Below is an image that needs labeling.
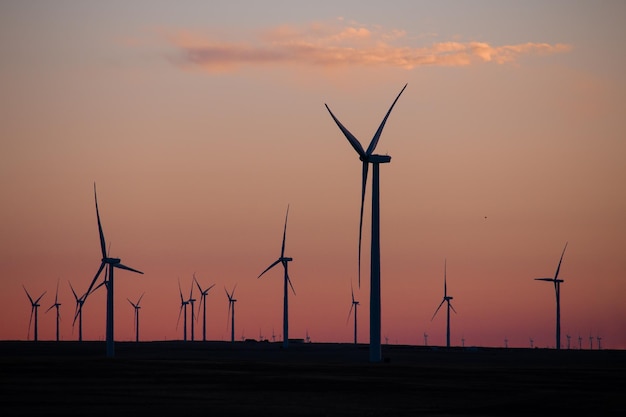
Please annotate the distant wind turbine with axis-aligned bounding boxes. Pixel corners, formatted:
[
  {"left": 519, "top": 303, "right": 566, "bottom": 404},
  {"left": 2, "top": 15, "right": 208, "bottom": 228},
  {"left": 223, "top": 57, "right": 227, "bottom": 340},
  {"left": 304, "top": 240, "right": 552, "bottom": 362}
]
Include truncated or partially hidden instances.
[
  {"left": 127, "top": 292, "right": 145, "bottom": 343},
  {"left": 194, "top": 274, "right": 215, "bottom": 342},
  {"left": 177, "top": 278, "right": 189, "bottom": 341},
  {"left": 325, "top": 84, "right": 407, "bottom": 362},
  {"left": 82, "top": 183, "right": 144, "bottom": 357},
  {"left": 535, "top": 242, "right": 568, "bottom": 350},
  {"left": 431, "top": 259, "right": 457, "bottom": 348},
  {"left": 69, "top": 281, "right": 86, "bottom": 341},
  {"left": 187, "top": 279, "right": 196, "bottom": 342},
  {"left": 423, "top": 332, "right": 428, "bottom": 346},
  {"left": 225, "top": 285, "right": 237, "bottom": 343},
  {"left": 23, "top": 285, "right": 45, "bottom": 342},
  {"left": 46, "top": 278, "right": 62, "bottom": 342},
  {"left": 347, "top": 283, "right": 359, "bottom": 344},
  {"left": 258, "top": 205, "right": 295, "bottom": 349}
]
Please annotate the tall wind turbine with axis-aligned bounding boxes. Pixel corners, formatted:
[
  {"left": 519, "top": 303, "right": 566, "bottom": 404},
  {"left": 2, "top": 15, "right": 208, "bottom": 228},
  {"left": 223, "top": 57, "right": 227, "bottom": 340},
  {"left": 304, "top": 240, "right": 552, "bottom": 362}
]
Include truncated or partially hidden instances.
[
  {"left": 258, "top": 205, "right": 295, "bottom": 349},
  {"left": 225, "top": 285, "right": 237, "bottom": 343},
  {"left": 535, "top": 242, "right": 568, "bottom": 350},
  {"left": 325, "top": 84, "right": 407, "bottom": 362},
  {"left": 46, "top": 279, "right": 62, "bottom": 341},
  {"left": 431, "top": 259, "right": 457, "bottom": 348},
  {"left": 127, "top": 292, "right": 145, "bottom": 343},
  {"left": 177, "top": 278, "right": 189, "bottom": 341},
  {"left": 194, "top": 274, "right": 215, "bottom": 342},
  {"left": 347, "top": 283, "right": 359, "bottom": 344},
  {"left": 23, "top": 286, "right": 46, "bottom": 341},
  {"left": 81, "top": 183, "right": 144, "bottom": 357}
]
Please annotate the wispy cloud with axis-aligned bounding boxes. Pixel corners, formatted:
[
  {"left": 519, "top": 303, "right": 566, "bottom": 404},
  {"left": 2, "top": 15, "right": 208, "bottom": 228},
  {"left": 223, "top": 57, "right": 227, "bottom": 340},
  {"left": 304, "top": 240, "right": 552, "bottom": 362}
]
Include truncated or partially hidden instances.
[{"left": 165, "top": 20, "right": 571, "bottom": 73}]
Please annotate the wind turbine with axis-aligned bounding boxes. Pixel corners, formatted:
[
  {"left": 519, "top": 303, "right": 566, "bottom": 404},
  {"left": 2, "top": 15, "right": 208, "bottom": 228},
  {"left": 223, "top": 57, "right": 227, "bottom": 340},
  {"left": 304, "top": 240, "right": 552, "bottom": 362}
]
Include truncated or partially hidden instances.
[
  {"left": 535, "top": 242, "right": 567, "bottom": 350},
  {"left": 325, "top": 83, "right": 407, "bottom": 362},
  {"left": 225, "top": 285, "right": 237, "bottom": 343},
  {"left": 82, "top": 183, "right": 144, "bottom": 357},
  {"left": 346, "top": 283, "right": 359, "bottom": 344},
  {"left": 127, "top": 292, "right": 145, "bottom": 343},
  {"left": 70, "top": 278, "right": 105, "bottom": 342},
  {"left": 177, "top": 278, "right": 189, "bottom": 341},
  {"left": 258, "top": 205, "right": 295, "bottom": 349},
  {"left": 187, "top": 279, "right": 196, "bottom": 342},
  {"left": 194, "top": 274, "right": 215, "bottom": 342},
  {"left": 431, "top": 259, "right": 457, "bottom": 348},
  {"left": 423, "top": 332, "right": 428, "bottom": 346},
  {"left": 46, "top": 278, "right": 62, "bottom": 341},
  {"left": 23, "top": 286, "right": 45, "bottom": 341},
  {"left": 69, "top": 281, "right": 85, "bottom": 341}
]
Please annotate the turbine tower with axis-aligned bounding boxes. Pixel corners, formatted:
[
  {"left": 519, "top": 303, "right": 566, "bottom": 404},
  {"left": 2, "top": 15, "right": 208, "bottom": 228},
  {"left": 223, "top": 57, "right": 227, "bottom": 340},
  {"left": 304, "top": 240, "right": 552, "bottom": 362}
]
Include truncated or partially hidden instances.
[
  {"left": 23, "top": 286, "right": 45, "bottom": 342},
  {"left": 82, "top": 183, "right": 144, "bottom": 357},
  {"left": 127, "top": 292, "right": 144, "bottom": 343},
  {"left": 534, "top": 242, "right": 567, "bottom": 350},
  {"left": 258, "top": 205, "right": 295, "bottom": 349},
  {"left": 431, "top": 259, "right": 457, "bottom": 348},
  {"left": 347, "top": 283, "right": 359, "bottom": 344},
  {"left": 194, "top": 274, "right": 215, "bottom": 342},
  {"left": 325, "top": 84, "right": 407, "bottom": 362},
  {"left": 225, "top": 285, "right": 237, "bottom": 343},
  {"left": 46, "top": 279, "right": 62, "bottom": 341}
]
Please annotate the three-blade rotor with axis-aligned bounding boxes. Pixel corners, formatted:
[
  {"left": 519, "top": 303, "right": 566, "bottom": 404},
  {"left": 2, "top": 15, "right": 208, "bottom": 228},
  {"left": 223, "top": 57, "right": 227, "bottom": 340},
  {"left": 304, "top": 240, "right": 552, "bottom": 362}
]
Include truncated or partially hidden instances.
[
  {"left": 258, "top": 205, "right": 295, "bottom": 295},
  {"left": 325, "top": 84, "right": 407, "bottom": 287}
]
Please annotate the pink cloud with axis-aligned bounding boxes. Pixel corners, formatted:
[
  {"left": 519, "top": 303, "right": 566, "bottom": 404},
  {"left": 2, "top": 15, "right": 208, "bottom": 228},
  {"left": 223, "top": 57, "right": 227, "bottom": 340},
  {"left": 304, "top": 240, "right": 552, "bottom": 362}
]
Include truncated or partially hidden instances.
[{"left": 165, "top": 21, "right": 571, "bottom": 73}]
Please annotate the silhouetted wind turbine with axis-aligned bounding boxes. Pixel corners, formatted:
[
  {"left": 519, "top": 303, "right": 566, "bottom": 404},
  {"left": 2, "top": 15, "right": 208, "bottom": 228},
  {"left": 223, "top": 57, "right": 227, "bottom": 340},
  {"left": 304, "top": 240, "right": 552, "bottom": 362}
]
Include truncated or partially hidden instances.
[
  {"left": 225, "top": 285, "right": 237, "bottom": 343},
  {"left": 127, "top": 292, "right": 144, "bottom": 343},
  {"left": 187, "top": 279, "right": 196, "bottom": 341},
  {"left": 23, "top": 285, "right": 45, "bottom": 342},
  {"left": 431, "top": 259, "right": 457, "bottom": 348},
  {"left": 69, "top": 281, "right": 85, "bottom": 341},
  {"left": 177, "top": 278, "right": 189, "bottom": 341},
  {"left": 325, "top": 83, "right": 407, "bottom": 362},
  {"left": 46, "top": 278, "right": 62, "bottom": 341},
  {"left": 258, "top": 205, "right": 295, "bottom": 349},
  {"left": 535, "top": 242, "right": 567, "bottom": 350},
  {"left": 194, "top": 274, "right": 215, "bottom": 342},
  {"left": 347, "top": 283, "right": 359, "bottom": 344},
  {"left": 82, "top": 183, "right": 144, "bottom": 357}
]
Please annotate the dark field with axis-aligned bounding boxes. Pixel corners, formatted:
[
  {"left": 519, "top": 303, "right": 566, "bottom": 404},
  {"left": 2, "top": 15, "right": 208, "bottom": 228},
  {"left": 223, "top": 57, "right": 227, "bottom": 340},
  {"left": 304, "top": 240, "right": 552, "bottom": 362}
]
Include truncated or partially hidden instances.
[{"left": 1, "top": 340, "right": 624, "bottom": 416}]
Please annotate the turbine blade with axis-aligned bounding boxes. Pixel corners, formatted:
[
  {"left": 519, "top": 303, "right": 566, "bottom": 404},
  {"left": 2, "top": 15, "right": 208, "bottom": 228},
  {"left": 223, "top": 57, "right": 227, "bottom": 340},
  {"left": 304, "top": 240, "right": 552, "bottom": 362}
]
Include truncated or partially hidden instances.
[
  {"left": 94, "top": 183, "right": 107, "bottom": 259},
  {"left": 286, "top": 270, "right": 296, "bottom": 296},
  {"left": 84, "top": 262, "right": 106, "bottom": 303},
  {"left": 347, "top": 303, "right": 354, "bottom": 324},
  {"left": 281, "top": 204, "right": 289, "bottom": 258},
  {"left": 194, "top": 274, "right": 203, "bottom": 293},
  {"left": 23, "top": 286, "right": 34, "bottom": 304},
  {"left": 444, "top": 259, "right": 447, "bottom": 296},
  {"left": 431, "top": 299, "right": 445, "bottom": 321},
  {"left": 450, "top": 303, "right": 458, "bottom": 314},
  {"left": 554, "top": 242, "right": 568, "bottom": 280},
  {"left": 535, "top": 278, "right": 553, "bottom": 282},
  {"left": 258, "top": 259, "right": 281, "bottom": 278},
  {"left": 115, "top": 263, "right": 143, "bottom": 274},
  {"left": 178, "top": 279, "right": 184, "bottom": 302},
  {"left": 365, "top": 83, "right": 407, "bottom": 156},
  {"left": 27, "top": 308, "right": 34, "bottom": 339},
  {"left": 324, "top": 104, "right": 366, "bottom": 157},
  {"left": 357, "top": 160, "right": 368, "bottom": 287},
  {"left": 137, "top": 292, "right": 145, "bottom": 306},
  {"left": 69, "top": 281, "right": 78, "bottom": 301},
  {"left": 34, "top": 292, "right": 46, "bottom": 305}
]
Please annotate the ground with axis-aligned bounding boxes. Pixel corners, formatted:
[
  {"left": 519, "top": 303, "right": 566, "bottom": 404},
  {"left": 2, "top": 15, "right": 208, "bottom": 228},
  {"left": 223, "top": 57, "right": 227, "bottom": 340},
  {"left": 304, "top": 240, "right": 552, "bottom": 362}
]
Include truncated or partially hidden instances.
[{"left": 1, "top": 340, "right": 624, "bottom": 416}]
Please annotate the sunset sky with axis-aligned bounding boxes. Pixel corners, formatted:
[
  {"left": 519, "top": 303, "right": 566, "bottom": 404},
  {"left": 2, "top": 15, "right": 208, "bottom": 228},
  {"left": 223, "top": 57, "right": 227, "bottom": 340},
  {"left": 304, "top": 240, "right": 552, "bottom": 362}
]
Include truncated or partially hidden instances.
[{"left": 1, "top": 1, "right": 624, "bottom": 349}]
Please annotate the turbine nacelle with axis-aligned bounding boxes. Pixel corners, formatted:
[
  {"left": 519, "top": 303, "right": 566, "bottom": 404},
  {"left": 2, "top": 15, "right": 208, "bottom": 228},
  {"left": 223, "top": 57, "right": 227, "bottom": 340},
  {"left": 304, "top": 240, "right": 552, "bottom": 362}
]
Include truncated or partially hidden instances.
[{"left": 360, "top": 154, "right": 391, "bottom": 163}]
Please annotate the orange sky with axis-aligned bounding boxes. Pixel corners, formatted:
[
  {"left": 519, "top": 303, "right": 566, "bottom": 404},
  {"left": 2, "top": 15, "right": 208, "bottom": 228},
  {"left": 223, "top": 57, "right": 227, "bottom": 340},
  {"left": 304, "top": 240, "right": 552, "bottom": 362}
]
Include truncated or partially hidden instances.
[{"left": 1, "top": 1, "right": 624, "bottom": 349}]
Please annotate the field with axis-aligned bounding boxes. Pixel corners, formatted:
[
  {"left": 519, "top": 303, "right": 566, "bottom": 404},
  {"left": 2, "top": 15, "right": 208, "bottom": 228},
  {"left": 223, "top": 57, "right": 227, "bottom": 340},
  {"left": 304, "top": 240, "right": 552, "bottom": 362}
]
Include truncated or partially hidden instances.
[{"left": 1, "top": 340, "right": 624, "bottom": 416}]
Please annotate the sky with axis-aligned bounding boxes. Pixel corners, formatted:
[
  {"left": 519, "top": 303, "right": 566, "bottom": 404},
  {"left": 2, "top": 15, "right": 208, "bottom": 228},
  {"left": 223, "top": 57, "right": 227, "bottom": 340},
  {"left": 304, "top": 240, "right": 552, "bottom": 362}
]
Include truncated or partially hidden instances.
[{"left": 1, "top": 0, "right": 625, "bottom": 349}]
